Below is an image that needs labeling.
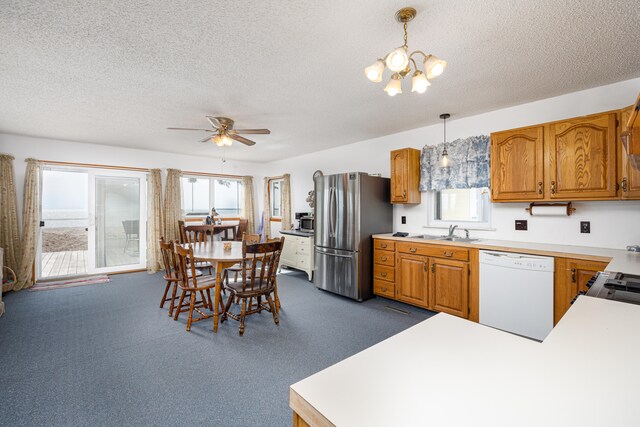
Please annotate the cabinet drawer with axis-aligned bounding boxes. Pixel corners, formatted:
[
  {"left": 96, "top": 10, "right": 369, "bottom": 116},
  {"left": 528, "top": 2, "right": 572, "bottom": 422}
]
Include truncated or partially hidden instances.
[
  {"left": 374, "top": 240, "right": 395, "bottom": 251},
  {"left": 374, "top": 250, "right": 395, "bottom": 266},
  {"left": 397, "top": 242, "right": 469, "bottom": 261},
  {"left": 374, "top": 279, "right": 395, "bottom": 298},
  {"left": 297, "top": 244, "right": 310, "bottom": 254},
  {"left": 374, "top": 264, "right": 395, "bottom": 282}
]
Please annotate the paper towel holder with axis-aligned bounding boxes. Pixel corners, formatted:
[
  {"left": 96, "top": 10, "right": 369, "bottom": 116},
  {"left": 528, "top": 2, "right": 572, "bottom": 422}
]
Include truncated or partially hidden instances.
[{"left": 525, "top": 202, "right": 576, "bottom": 216}]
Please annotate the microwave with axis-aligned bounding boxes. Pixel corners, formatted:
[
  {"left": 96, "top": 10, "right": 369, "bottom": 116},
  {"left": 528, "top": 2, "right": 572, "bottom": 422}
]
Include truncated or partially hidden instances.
[{"left": 299, "top": 216, "right": 314, "bottom": 232}]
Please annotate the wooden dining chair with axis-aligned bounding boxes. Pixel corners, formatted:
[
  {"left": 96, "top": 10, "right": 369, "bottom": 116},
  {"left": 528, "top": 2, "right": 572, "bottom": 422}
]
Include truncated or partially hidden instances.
[
  {"left": 221, "top": 238, "right": 284, "bottom": 336},
  {"left": 178, "top": 220, "right": 186, "bottom": 244},
  {"left": 223, "top": 232, "right": 261, "bottom": 285},
  {"left": 182, "top": 225, "right": 214, "bottom": 275},
  {"left": 232, "top": 219, "right": 249, "bottom": 241},
  {"left": 159, "top": 237, "right": 202, "bottom": 317},
  {"left": 172, "top": 243, "right": 218, "bottom": 332}
]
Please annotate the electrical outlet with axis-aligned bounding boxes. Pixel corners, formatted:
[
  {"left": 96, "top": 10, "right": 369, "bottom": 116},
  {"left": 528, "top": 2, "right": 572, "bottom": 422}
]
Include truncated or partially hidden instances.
[
  {"left": 515, "top": 220, "right": 528, "bottom": 231},
  {"left": 580, "top": 221, "right": 591, "bottom": 234},
  {"left": 401, "top": 216, "right": 406, "bottom": 224}
]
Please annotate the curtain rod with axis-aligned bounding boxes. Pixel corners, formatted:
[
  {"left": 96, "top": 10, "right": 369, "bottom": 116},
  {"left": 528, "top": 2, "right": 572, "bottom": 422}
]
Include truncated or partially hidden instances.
[
  {"left": 40, "top": 160, "right": 150, "bottom": 172},
  {"left": 182, "top": 170, "right": 246, "bottom": 179}
]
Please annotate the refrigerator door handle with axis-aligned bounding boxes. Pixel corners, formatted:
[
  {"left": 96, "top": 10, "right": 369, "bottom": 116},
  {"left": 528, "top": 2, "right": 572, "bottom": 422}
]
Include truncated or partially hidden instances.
[
  {"left": 315, "top": 248, "right": 354, "bottom": 258},
  {"left": 329, "top": 186, "right": 336, "bottom": 237}
]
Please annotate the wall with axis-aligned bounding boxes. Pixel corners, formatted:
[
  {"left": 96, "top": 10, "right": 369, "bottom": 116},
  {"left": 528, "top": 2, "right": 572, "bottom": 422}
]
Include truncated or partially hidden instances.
[
  {"left": 0, "top": 133, "right": 266, "bottom": 225},
  {"left": 264, "top": 78, "right": 640, "bottom": 249}
]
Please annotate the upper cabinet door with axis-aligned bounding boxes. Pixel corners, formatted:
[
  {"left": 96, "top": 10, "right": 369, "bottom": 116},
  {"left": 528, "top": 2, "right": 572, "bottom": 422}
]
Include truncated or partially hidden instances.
[
  {"left": 390, "top": 148, "right": 421, "bottom": 204},
  {"left": 620, "top": 107, "right": 640, "bottom": 199},
  {"left": 547, "top": 113, "right": 617, "bottom": 199},
  {"left": 390, "top": 149, "right": 408, "bottom": 203},
  {"left": 490, "top": 126, "right": 544, "bottom": 201}
]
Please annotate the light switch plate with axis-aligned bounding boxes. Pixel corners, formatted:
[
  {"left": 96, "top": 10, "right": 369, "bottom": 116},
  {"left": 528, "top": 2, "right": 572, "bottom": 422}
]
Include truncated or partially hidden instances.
[
  {"left": 515, "top": 220, "right": 528, "bottom": 231},
  {"left": 581, "top": 221, "right": 590, "bottom": 233},
  {"left": 401, "top": 216, "right": 406, "bottom": 224}
]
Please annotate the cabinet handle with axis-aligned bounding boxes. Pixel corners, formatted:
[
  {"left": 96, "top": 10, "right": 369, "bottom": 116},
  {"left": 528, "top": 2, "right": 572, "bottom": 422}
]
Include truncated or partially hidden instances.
[
  {"left": 381, "top": 272, "right": 387, "bottom": 277},
  {"left": 381, "top": 287, "right": 387, "bottom": 292},
  {"left": 551, "top": 181, "right": 556, "bottom": 194},
  {"left": 409, "top": 247, "right": 417, "bottom": 253},
  {"left": 431, "top": 263, "right": 435, "bottom": 273},
  {"left": 381, "top": 243, "right": 387, "bottom": 248},
  {"left": 424, "top": 262, "right": 428, "bottom": 272},
  {"left": 537, "top": 181, "right": 543, "bottom": 195},
  {"left": 571, "top": 268, "right": 576, "bottom": 283},
  {"left": 622, "top": 177, "right": 628, "bottom": 192},
  {"left": 443, "top": 251, "right": 453, "bottom": 258},
  {"left": 381, "top": 256, "right": 388, "bottom": 261},
  {"left": 403, "top": 190, "right": 407, "bottom": 198}
]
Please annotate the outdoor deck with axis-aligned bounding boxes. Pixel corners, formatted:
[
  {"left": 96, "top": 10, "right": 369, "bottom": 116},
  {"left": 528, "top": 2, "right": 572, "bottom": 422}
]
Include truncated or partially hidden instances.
[
  {"left": 40, "top": 248, "right": 140, "bottom": 279},
  {"left": 41, "top": 251, "right": 88, "bottom": 278}
]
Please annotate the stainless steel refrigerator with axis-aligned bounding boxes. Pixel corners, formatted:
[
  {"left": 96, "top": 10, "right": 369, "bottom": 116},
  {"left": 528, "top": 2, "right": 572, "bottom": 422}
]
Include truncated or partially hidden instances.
[{"left": 314, "top": 172, "right": 393, "bottom": 301}]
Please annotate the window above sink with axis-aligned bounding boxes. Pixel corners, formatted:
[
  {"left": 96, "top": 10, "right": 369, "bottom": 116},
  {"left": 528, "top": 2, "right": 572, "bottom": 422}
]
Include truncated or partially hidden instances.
[{"left": 427, "top": 187, "right": 492, "bottom": 230}]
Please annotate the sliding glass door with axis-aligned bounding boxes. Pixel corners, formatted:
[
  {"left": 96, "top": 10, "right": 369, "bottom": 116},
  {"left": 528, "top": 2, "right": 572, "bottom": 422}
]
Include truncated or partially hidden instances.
[
  {"left": 38, "top": 167, "right": 147, "bottom": 279},
  {"left": 88, "top": 170, "right": 147, "bottom": 274}
]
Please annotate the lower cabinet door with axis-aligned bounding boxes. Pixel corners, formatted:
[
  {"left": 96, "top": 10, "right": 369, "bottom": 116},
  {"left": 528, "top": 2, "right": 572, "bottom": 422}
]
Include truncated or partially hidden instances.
[
  {"left": 396, "top": 254, "right": 429, "bottom": 308},
  {"left": 429, "top": 258, "right": 469, "bottom": 318}
]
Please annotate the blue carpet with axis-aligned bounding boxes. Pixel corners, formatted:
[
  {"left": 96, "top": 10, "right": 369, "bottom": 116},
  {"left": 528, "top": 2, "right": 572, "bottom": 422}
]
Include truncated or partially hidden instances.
[{"left": 0, "top": 269, "right": 434, "bottom": 426}]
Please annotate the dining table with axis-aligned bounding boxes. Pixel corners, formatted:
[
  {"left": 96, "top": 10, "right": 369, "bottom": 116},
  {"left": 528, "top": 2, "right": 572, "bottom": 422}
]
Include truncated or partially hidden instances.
[{"left": 184, "top": 241, "right": 245, "bottom": 332}]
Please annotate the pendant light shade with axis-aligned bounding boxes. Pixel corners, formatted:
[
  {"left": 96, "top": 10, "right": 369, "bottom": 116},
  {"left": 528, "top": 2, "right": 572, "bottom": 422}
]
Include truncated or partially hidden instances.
[
  {"left": 424, "top": 55, "right": 447, "bottom": 80},
  {"left": 365, "top": 60, "right": 385, "bottom": 82},
  {"left": 385, "top": 47, "right": 410, "bottom": 72},
  {"left": 440, "top": 113, "right": 451, "bottom": 168},
  {"left": 411, "top": 71, "right": 430, "bottom": 93},
  {"left": 384, "top": 73, "right": 403, "bottom": 96}
]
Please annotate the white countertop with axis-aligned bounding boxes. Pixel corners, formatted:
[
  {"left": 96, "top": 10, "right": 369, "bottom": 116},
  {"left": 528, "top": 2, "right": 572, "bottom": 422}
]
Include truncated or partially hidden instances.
[
  {"left": 290, "top": 296, "right": 640, "bottom": 426},
  {"left": 373, "top": 233, "right": 640, "bottom": 275}
]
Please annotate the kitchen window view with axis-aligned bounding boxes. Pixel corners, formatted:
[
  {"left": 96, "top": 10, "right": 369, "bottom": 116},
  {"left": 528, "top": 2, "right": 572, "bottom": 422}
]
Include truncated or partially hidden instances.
[
  {"left": 270, "top": 178, "right": 283, "bottom": 218},
  {"left": 181, "top": 175, "right": 243, "bottom": 217},
  {"left": 432, "top": 187, "right": 491, "bottom": 227}
]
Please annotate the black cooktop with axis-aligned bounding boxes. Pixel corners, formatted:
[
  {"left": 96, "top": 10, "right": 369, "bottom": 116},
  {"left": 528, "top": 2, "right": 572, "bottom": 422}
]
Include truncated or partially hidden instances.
[{"left": 586, "top": 272, "right": 640, "bottom": 305}]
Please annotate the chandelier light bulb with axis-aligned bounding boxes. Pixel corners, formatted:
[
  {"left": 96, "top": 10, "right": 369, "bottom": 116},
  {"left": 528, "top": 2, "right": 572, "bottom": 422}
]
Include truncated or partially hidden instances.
[
  {"left": 384, "top": 74, "right": 403, "bottom": 96},
  {"left": 213, "top": 134, "right": 233, "bottom": 147},
  {"left": 385, "top": 47, "right": 409, "bottom": 72},
  {"left": 424, "top": 55, "right": 447, "bottom": 80},
  {"left": 441, "top": 151, "right": 449, "bottom": 167},
  {"left": 365, "top": 60, "right": 385, "bottom": 83},
  {"left": 411, "top": 71, "right": 431, "bottom": 93}
]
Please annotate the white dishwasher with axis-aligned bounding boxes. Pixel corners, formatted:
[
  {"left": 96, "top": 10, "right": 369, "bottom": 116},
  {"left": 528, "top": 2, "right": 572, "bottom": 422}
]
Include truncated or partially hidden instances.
[{"left": 479, "top": 250, "right": 554, "bottom": 341}]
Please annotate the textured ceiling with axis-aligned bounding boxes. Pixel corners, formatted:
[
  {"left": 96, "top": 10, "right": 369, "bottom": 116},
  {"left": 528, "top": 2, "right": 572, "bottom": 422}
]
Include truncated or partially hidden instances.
[{"left": 1, "top": 0, "right": 640, "bottom": 162}]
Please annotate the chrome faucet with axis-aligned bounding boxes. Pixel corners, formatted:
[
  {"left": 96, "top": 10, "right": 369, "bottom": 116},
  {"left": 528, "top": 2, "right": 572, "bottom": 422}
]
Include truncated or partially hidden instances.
[
  {"left": 447, "top": 225, "right": 458, "bottom": 237},
  {"left": 463, "top": 229, "right": 470, "bottom": 239}
]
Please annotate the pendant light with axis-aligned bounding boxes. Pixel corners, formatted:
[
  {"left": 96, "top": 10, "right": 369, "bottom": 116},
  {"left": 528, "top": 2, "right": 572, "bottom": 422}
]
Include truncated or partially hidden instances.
[{"left": 440, "top": 113, "right": 450, "bottom": 168}]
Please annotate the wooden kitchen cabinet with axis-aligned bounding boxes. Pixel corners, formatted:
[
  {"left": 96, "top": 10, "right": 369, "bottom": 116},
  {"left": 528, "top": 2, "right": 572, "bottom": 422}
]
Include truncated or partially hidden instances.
[
  {"left": 390, "top": 148, "right": 421, "bottom": 204},
  {"left": 429, "top": 258, "right": 469, "bottom": 318},
  {"left": 547, "top": 112, "right": 617, "bottom": 199},
  {"left": 396, "top": 253, "right": 429, "bottom": 308},
  {"left": 490, "top": 126, "right": 545, "bottom": 201},
  {"left": 554, "top": 257, "right": 608, "bottom": 325},
  {"left": 620, "top": 106, "right": 640, "bottom": 199}
]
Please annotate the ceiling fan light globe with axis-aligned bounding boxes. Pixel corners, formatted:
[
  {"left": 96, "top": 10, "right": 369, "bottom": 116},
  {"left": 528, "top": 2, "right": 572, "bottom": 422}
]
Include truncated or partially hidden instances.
[
  {"left": 365, "top": 60, "right": 385, "bottom": 82},
  {"left": 411, "top": 71, "right": 430, "bottom": 93},
  {"left": 424, "top": 56, "right": 447, "bottom": 79},
  {"left": 385, "top": 47, "right": 409, "bottom": 72},
  {"left": 384, "top": 74, "right": 403, "bottom": 96}
]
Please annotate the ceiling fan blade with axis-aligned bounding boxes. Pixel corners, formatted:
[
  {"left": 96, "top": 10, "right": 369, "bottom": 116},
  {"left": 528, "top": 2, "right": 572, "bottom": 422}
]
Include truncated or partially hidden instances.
[
  {"left": 199, "top": 135, "right": 213, "bottom": 143},
  {"left": 206, "top": 116, "right": 222, "bottom": 129},
  {"left": 230, "top": 134, "right": 256, "bottom": 146},
  {"left": 167, "top": 127, "right": 213, "bottom": 132},
  {"left": 232, "top": 129, "right": 271, "bottom": 135}
]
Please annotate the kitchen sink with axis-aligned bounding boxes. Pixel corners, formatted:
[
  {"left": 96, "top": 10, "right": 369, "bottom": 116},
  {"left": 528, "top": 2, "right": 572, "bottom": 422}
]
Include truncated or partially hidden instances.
[{"left": 410, "top": 234, "right": 480, "bottom": 243}]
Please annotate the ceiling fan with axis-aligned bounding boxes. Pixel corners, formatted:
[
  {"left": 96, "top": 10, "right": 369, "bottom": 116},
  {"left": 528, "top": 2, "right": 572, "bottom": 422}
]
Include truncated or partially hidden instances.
[{"left": 167, "top": 116, "right": 270, "bottom": 147}]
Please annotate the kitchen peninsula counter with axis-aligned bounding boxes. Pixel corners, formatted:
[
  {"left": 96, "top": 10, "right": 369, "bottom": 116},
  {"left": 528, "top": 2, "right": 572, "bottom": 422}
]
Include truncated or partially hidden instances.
[{"left": 290, "top": 296, "right": 640, "bottom": 426}]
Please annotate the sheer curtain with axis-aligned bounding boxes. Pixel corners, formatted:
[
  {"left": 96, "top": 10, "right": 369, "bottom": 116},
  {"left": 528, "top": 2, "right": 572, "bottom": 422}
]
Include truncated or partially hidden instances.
[
  {"left": 163, "top": 169, "right": 182, "bottom": 242},
  {"left": 242, "top": 176, "right": 256, "bottom": 234},
  {"left": 0, "top": 154, "right": 20, "bottom": 290},
  {"left": 281, "top": 173, "right": 292, "bottom": 231},
  {"left": 14, "top": 158, "right": 40, "bottom": 291},
  {"left": 263, "top": 177, "right": 271, "bottom": 239},
  {"left": 147, "top": 169, "right": 164, "bottom": 272}
]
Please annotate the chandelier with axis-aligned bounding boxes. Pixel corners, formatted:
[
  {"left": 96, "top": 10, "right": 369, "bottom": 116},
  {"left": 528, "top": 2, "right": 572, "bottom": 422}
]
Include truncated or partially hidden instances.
[{"left": 365, "top": 7, "right": 446, "bottom": 96}]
